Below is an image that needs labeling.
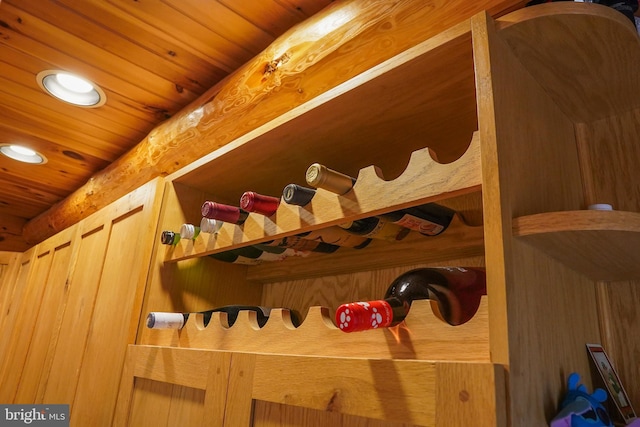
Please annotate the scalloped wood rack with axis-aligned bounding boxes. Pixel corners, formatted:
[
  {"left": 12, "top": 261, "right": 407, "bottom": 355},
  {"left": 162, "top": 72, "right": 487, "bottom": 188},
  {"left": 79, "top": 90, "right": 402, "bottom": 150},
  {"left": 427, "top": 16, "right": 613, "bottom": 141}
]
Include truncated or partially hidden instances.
[
  {"left": 165, "top": 131, "right": 482, "bottom": 262},
  {"left": 144, "top": 297, "right": 490, "bottom": 361}
]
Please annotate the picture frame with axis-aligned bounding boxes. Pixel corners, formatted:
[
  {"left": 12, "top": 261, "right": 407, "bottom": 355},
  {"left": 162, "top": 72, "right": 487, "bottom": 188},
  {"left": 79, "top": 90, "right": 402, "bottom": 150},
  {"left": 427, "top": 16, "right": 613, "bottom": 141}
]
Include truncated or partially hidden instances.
[{"left": 587, "top": 344, "right": 637, "bottom": 424}]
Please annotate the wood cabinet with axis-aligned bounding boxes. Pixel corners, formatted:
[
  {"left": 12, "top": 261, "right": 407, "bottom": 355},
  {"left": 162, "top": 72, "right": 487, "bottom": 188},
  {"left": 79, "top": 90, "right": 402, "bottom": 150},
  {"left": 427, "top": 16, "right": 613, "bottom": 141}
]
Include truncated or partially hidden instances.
[
  {"left": 0, "top": 179, "right": 164, "bottom": 426},
  {"left": 112, "top": 4, "right": 640, "bottom": 426},
  {"left": 1, "top": 3, "right": 638, "bottom": 427}
]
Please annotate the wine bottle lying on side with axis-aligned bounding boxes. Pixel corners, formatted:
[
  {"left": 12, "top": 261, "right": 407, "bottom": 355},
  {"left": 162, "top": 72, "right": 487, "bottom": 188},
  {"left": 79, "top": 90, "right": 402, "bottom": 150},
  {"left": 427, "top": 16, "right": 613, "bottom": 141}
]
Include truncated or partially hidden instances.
[
  {"left": 147, "top": 305, "right": 301, "bottom": 329},
  {"left": 335, "top": 267, "right": 486, "bottom": 332}
]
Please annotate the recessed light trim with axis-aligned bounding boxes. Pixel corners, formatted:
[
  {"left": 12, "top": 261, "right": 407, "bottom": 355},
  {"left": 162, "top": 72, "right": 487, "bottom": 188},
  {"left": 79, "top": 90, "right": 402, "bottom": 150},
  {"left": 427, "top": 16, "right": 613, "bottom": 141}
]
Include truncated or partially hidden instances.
[
  {"left": 37, "top": 70, "right": 106, "bottom": 107},
  {"left": 0, "top": 144, "right": 48, "bottom": 164}
]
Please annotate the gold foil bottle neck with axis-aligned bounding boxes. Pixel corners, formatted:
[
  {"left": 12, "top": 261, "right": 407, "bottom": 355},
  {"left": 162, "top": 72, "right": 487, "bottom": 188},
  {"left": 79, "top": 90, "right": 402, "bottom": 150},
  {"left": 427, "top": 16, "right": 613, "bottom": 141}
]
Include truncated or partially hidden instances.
[{"left": 305, "top": 163, "right": 355, "bottom": 195}]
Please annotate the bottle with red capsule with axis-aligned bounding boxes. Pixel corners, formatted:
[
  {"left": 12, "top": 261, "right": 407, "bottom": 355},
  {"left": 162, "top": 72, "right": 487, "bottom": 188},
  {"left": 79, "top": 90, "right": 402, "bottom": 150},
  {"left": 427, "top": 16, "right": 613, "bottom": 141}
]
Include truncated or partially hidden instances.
[
  {"left": 335, "top": 267, "right": 486, "bottom": 332},
  {"left": 201, "top": 201, "right": 249, "bottom": 225},
  {"left": 240, "top": 191, "right": 280, "bottom": 217}
]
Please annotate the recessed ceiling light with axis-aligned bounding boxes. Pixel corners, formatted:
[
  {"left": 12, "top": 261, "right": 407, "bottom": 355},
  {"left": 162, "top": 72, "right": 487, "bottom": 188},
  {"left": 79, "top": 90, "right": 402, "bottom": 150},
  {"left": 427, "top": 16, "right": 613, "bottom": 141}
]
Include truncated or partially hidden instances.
[
  {"left": 0, "top": 144, "right": 48, "bottom": 164},
  {"left": 37, "top": 70, "right": 106, "bottom": 107}
]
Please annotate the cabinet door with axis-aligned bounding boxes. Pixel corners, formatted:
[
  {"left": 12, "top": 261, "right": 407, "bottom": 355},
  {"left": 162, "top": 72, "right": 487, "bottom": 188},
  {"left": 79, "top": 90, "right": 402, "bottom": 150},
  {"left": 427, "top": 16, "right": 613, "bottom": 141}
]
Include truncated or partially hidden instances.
[
  {"left": 114, "top": 346, "right": 231, "bottom": 426},
  {"left": 0, "top": 178, "right": 164, "bottom": 425}
]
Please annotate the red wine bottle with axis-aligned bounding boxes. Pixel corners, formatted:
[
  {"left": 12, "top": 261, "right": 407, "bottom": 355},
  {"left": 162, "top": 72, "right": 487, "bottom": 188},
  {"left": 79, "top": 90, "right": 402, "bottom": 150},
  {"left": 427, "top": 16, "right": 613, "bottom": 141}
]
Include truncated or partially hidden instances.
[
  {"left": 282, "top": 183, "right": 316, "bottom": 207},
  {"left": 240, "top": 191, "right": 280, "bottom": 216},
  {"left": 146, "top": 305, "right": 300, "bottom": 329},
  {"left": 380, "top": 203, "right": 455, "bottom": 236},
  {"left": 335, "top": 267, "right": 486, "bottom": 332},
  {"left": 305, "top": 163, "right": 356, "bottom": 195},
  {"left": 201, "top": 201, "right": 249, "bottom": 225}
]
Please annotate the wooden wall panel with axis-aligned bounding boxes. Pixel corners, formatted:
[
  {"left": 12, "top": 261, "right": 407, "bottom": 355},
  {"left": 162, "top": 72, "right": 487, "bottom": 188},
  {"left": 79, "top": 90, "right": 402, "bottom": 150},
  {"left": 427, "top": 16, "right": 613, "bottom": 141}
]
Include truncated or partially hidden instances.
[
  {"left": 473, "top": 11, "right": 602, "bottom": 425},
  {"left": 41, "top": 224, "right": 111, "bottom": 405},
  {"left": 0, "top": 228, "right": 75, "bottom": 404},
  {"left": 70, "top": 179, "right": 164, "bottom": 426},
  {"left": 15, "top": 237, "right": 74, "bottom": 403},
  {"left": 0, "top": 252, "right": 21, "bottom": 348},
  {"left": 253, "top": 402, "right": 418, "bottom": 427},
  {"left": 127, "top": 379, "right": 206, "bottom": 427},
  {"left": 575, "top": 108, "right": 640, "bottom": 212},
  {"left": 0, "top": 178, "right": 163, "bottom": 425},
  {"left": 596, "top": 280, "right": 640, "bottom": 409}
]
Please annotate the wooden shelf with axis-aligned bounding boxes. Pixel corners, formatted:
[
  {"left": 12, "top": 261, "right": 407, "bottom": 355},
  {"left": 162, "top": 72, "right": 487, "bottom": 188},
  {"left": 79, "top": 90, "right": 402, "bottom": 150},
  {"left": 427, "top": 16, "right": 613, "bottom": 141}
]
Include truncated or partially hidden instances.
[
  {"left": 496, "top": 2, "right": 640, "bottom": 123},
  {"left": 166, "top": 20, "right": 478, "bottom": 205},
  {"left": 144, "top": 298, "right": 490, "bottom": 362},
  {"left": 513, "top": 210, "right": 640, "bottom": 280},
  {"left": 165, "top": 133, "right": 482, "bottom": 263}
]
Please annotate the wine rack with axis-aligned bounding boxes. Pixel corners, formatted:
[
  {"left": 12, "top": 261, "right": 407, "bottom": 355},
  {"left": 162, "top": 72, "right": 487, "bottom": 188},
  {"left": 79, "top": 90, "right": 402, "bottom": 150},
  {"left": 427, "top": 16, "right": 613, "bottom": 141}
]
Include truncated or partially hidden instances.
[
  {"left": 128, "top": 4, "right": 640, "bottom": 426},
  {"left": 144, "top": 298, "right": 490, "bottom": 361},
  {"left": 164, "top": 132, "right": 482, "bottom": 263}
]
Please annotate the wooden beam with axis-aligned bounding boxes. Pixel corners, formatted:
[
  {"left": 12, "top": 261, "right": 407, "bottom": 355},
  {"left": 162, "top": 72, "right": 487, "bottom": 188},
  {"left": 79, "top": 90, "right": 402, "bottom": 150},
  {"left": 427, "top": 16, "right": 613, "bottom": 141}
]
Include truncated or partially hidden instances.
[{"left": 23, "top": 0, "right": 526, "bottom": 245}]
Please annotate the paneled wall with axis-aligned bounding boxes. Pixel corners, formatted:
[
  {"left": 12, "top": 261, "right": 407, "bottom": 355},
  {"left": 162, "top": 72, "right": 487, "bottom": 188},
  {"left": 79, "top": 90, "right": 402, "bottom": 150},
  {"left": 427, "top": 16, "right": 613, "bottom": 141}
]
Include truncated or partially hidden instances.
[{"left": 0, "top": 178, "right": 164, "bottom": 426}]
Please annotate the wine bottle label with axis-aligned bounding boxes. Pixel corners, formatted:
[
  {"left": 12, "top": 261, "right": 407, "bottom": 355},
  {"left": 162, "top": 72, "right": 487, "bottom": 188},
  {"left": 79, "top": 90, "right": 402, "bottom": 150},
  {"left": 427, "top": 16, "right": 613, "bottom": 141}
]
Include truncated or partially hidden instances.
[
  {"left": 364, "top": 218, "right": 411, "bottom": 241},
  {"left": 389, "top": 213, "right": 444, "bottom": 236},
  {"left": 146, "top": 312, "right": 187, "bottom": 329},
  {"left": 336, "top": 300, "right": 394, "bottom": 332}
]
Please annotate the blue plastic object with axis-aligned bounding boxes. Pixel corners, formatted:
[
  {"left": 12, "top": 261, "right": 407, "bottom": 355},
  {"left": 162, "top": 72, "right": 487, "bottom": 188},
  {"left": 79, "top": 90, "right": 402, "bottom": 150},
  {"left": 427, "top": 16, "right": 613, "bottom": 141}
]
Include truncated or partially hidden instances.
[{"left": 550, "top": 372, "right": 613, "bottom": 427}]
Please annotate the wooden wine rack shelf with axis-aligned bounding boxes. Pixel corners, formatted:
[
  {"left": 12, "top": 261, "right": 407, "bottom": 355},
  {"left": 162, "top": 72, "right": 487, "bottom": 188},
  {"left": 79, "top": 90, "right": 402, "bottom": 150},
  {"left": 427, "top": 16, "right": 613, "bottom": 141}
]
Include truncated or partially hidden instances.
[
  {"left": 164, "top": 132, "right": 482, "bottom": 263},
  {"left": 144, "top": 298, "right": 490, "bottom": 361},
  {"left": 132, "top": 4, "right": 640, "bottom": 426},
  {"left": 513, "top": 210, "right": 640, "bottom": 281}
]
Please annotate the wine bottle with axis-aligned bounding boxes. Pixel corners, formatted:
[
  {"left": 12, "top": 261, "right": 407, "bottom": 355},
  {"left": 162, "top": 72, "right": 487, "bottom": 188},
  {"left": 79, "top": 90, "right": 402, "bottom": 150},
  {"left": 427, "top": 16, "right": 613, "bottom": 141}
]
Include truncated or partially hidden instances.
[
  {"left": 160, "top": 231, "right": 180, "bottom": 245},
  {"left": 380, "top": 203, "right": 455, "bottom": 236},
  {"left": 298, "top": 226, "right": 372, "bottom": 249},
  {"left": 339, "top": 216, "right": 411, "bottom": 242},
  {"left": 200, "top": 217, "right": 223, "bottom": 234},
  {"left": 146, "top": 305, "right": 301, "bottom": 329},
  {"left": 201, "top": 201, "right": 249, "bottom": 225},
  {"left": 179, "top": 223, "right": 200, "bottom": 240},
  {"left": 209, "top": 245, "right": 306, "bottom": 265},
  {"left": 282, "top": 183, "right": 316, "bottom": 207},
  {"left": 335, "top": 267, "right": 486, "bottom": 332},
  {"left": 240, "top": 191, "right": 280, "bottom": 216},
  {"left": 262, "top": 235, "right": 341, "bottom": 253},
  {"left": 305, "top": 163, "right": 356, "bottom": 195},
  {"left": 209, "top": 248, "right": 260, "bottom": 265}
]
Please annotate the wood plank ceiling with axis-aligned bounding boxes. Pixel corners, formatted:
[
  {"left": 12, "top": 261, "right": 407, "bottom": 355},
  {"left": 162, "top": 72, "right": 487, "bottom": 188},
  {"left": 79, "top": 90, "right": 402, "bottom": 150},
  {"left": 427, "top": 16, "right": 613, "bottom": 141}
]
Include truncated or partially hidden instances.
[{"left": 0, "top": 0, "right": 334, "bottom": 252}]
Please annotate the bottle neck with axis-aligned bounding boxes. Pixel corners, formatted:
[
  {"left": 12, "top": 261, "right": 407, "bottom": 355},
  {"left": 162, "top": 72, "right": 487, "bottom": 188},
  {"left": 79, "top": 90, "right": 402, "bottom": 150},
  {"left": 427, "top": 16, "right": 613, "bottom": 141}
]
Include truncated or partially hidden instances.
[
  {"left": 335, "top": 298, "right": 408, "bottom": 332},
  {"left": 240, "top": 191, "right": 280, "bottom": 216},
  {"left": 282, "top": 184, "right": 316, "bottom": 206},
  {"left": 201, "top": 201, "right": 249, "bottom": 224},
  {"left": 386, "top": 267, "right": 486, "bottom": 325}
]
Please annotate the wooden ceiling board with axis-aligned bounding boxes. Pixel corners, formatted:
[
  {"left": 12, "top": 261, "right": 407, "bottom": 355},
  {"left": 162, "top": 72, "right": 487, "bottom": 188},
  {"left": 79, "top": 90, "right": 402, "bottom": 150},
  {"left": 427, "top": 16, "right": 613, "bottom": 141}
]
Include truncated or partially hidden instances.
[{"left": 0, "top": 0, "right": 337, "bottom": 251}]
